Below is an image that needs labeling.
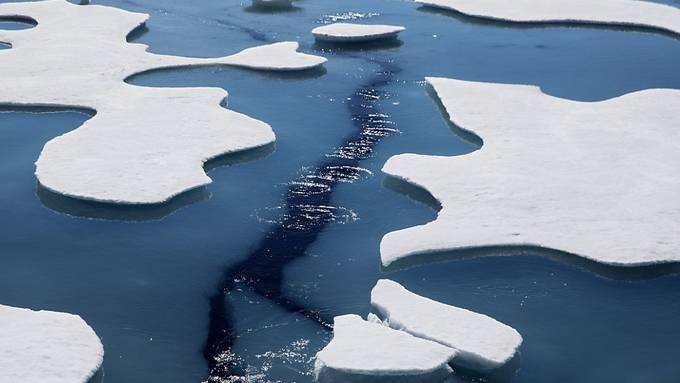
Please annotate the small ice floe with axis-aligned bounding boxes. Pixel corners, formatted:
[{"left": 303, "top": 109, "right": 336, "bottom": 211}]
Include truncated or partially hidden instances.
[
  {"left": 314, "top": 314, "right": 457, "bottom": 382},
  {"left": 312, "top": 23, "right": 405, "bottom": 43},
  {"left": 371, "top": 280, "right": 522, "bottom": 370},
  {"left": 416, "top": 0, "right": 680, "bottom": 36},
  {"left": 381, "top": 77, "right": 680, "bottom": 267},
  {"left": 0, "top": 304, "right": 104, "bottom": 383},
  {"left": 0, "top": 0, "right": 326, "bottom": 205}
]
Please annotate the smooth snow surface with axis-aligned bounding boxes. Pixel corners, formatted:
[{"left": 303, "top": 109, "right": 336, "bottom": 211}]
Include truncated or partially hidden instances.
[
  {"left": 416, "top": 0, "right": 680, "bottom": 36},
  {"left": 0, "top": 304, "right": 104, "bottom": 383},
  {"left": 0, "top": 0, "right": 326, "bottom": 204},
  {"left": 314, "top": 314, "right": 456, "bottom": 382},
  {"left": 312, "top": 23, "right": 405, "bottom": 42},
  {"left": 381, "top": 77, "right": 680, "bottom": 267},
  {"left": 371, "top": 280, "right": 522, "bottom": 370}
]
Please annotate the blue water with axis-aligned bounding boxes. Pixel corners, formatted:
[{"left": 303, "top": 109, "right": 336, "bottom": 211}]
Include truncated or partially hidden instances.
[{"left": 1, "top": 0, "right": 680, "bottom": 382}]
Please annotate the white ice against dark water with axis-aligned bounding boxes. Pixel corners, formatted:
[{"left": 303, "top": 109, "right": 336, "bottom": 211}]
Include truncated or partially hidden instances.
[
  {"left": 0, "top": 0, "right": 326, "bottom": 205},
  {"left": 381, "top": 77, "right": 680, "bottom": 267},
  {"left": 371, "top": 280, "right": 522, "bottom": 370},
  {"left": 0, "top": 304, "right": 104, "bottom": 383},
  {"left": 417, "top": 0, "right": 680, "bottom": 36},
  {"left": 312, "top": 23, "right": 406, "bottom": 43}
]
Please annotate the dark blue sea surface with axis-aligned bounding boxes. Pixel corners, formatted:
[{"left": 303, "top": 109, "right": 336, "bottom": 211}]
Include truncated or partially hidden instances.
[{"left": 1, "top": 0, "right": 680, "bottom": 382}]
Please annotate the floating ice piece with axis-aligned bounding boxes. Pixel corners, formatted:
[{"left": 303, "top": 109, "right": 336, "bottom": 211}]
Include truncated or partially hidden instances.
[
  {"left": 0, "top": 0, "right": 326, "bottom": 204},
  {"left": 312, "top": 23, "right": 405, "bottom": 43},
  {"left": 314, "top": 314, "right": 456, "bottom": 382},
  {"left": 417, "top": 0, "right": 680, "bottom": 36},
  {"left": 382, "top": 77, "right": 680, "bottom": 267},
  {"left": 371, "top": 280, "right": 522, "bottom": 370},
  {"left": 0, "top": 304, "right": 104, "bottom": 383}
]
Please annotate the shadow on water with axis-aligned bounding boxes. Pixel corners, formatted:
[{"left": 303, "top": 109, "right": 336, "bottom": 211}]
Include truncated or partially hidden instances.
[
  {"left": 244, "top": 4, "right": 303, "bottom": 15},
  {"left": 417, "top": 5, "right": 680, "bottom": 40},
  {"left": 204, "top": 61, "right": 402, "bottom": 381},
  {"left": 125, "top": 64, "right": 327, "bottom": 85},
  {"left": 314, "top": 38, "right": 404, "bottom": 52},
  {"left": 38, "top": 143, "right": 275, "bottom": 222}
]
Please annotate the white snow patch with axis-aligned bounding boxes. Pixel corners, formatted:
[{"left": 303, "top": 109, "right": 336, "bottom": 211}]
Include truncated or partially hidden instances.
[
  {"left": 371, "top": 280, "right": 522, "bottom": 370},
  {"left": 0, "top": 0, "right": 326, "bottom": 204},
  {"left": 314, "top": 314, "right": 456, "bottom": 382},
  {"left": 381, "top": 77, "right": 680, "bottom": 267},
  {"left": 417, "top": 0, "right": 680, "bottom": 36},
  {"left": 0, "top": 304, "right": 104, "bottom": 383},
  {"left": 312, "top": 23, "right": 405, "bottom": 42}
]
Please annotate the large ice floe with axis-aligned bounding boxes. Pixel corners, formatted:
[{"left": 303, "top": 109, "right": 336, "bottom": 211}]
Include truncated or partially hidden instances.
[
  {"left": 382, "top": 77, "right": 680, "bottom": 267},
  {"left": 416, "top": 0, "right": 680, "bottom": 36},
  {"left": 0, "top": 0, "right": 326, "bottom": 204},
  {"left": 312, "top": 23, "right": 406, "bottom": 43},
  {"left": 0, "top": 304, "right": 104, "bottom": 383},
  {"left": 314, "top": 314, "right": 457, "bottom": 383},
  {"left": 371, "top": 279, "right": 522, "bottom": 370}
]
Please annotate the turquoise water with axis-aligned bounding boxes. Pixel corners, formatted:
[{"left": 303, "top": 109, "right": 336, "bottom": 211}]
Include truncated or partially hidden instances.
[{"left": 1, "top": 0, "right": 680, "bottom": 382}]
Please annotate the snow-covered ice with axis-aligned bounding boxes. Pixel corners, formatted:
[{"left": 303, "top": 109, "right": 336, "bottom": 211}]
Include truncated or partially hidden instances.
[
  {"left": 416, "top": 0, "right": 680, "bottom": 36},
  {"left": 0, "top": 304, "right": 104, "bottom": 383},
  {"left": 314, "top": 314, "right": 456, "bottom": 382},
  {"left": 312, "top": 23, "right": 405, "bottom": 43},
  {"left": 382, "top": 77, "right": 680, "bottom": 267},
  {"left": 371, "top": 280, "right": 522, "bottom": 370},
  {"left": 0, "top": 0, "right": 326, "bottom": 204}
]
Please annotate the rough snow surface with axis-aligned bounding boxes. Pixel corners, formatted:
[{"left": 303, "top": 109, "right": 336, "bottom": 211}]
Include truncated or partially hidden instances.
[
  {"left": 381, "top": 77, "right": 680, "bottom": 267},
  {"left": 312, "top": 23, "right": 405, "bottom": 42},
  {"left": 417, "top": 0, "right": 680, "bottom": 36},
  {"left": 371, "top": 280, "right": 522, "bottom": 370},
  {"left": 314, "top": 314, "right": 456, "bottom": 381},
  {"left": 0, "top": 304, "right": 104, "bottom": 383},
  {"left": 0, "top": 0, "right": 326, "bottom": 204}
]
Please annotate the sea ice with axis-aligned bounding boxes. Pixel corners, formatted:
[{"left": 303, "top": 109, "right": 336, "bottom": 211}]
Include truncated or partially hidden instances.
[
  {"left": 381, "top": 77, "right": 680, "bottom": 267},
  {"left": 0, "top": 0, "right": 326, "bottom": 204},
  {"left": 0, "top": 304, "right": 104, "bottom": 383},
  {"left": 312, "top": 23, "right": 406, "bottom": 43},
  {"left": 371, "top": 280, "right": 522, "bottom": 370},
  {"left": 417, "top": 0, "right": 680, "bottom": 36},
  {"left": 314, "top": 314, "right": 457, "bottom": 382}
]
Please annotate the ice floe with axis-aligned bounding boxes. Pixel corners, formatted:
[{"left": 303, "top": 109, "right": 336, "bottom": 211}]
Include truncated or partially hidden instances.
[
  {"left": 371, "top": 280, "right": 522, "bottom": 370},
  {"left": 312, "top": 23, "right": 406, "bottom": 42},
  {"left": 0, "top": 304, "right": 104, "bottom": 383},
  {"left": 382, "top": 77, "right": 680, "bottom": 267},
  {"left": 417, "top": 0, "right": 680, "bottom": 36},
  {"left": 0, "top": 0, "right": 326, "bottom": 204},
  {"left": 314, "top": 314, "right": 457, "bottom": 382}
]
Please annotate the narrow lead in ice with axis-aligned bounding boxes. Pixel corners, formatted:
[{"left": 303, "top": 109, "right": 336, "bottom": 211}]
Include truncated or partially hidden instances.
[
  {"left": 0, "top": 304, "right": 104, "bottom": 383},
  {"left": 417, "top": 0, "right": 680, "bottom": 36},
  {"left": 0, "top": 0, "right": 326, "bottom": 205},
  {"left": 312, "top": 23, "right": 405, "bottom": 43},
  {"left": 314, "top": 314, "right": 456, "bottom": 382},
  {"left": 371, "top": 280, "right": 522, "bottom": 370},
  {"left": 381, "top": 77, "right": 680, "bottom": 267}
]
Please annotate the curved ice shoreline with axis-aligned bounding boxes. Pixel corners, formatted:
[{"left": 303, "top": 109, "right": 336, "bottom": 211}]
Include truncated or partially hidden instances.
[
  {"left": 0, "top": 304, "right": 104, "bottom": 383},
  {"left": 417, "top": 0, "right": 680, "bottom": 36},
  {"left": 0, "top": 0, "right": 326, "bottom": 205},
  {"left": 382, "top": 77, "right": 680, "bottom": 267}
]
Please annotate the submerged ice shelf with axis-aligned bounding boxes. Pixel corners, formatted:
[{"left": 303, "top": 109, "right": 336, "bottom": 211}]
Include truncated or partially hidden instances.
[
  {"left": 312, "top": 23, "right": 406, "bottom": 43},
  {"left": 0, "top": 304, "right": 103, "bottom": 383},
  {"left": 381, "top": 77, "right": 680, "bottom": 267},
  {"left": 416, "top": 0, "right": 680, "bottom": 36},
  {"left": 371, "top": 280, "right": 522, "bottom": 370},
  {"left": 0, "top": 0, "right": 326, "bottom": 205}
]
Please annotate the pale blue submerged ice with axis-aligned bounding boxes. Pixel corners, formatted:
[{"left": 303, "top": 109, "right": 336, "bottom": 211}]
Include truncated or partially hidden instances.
[{"left": 1, "top": 0, "right": 680, "bottom": 382}]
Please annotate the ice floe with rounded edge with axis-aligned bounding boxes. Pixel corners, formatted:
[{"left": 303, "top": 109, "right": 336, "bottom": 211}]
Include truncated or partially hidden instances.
[
  {"left": 371, "top": 279, "right": 522, "bottom": 370},
  {"left": 0, "top": 304, "right": 104, "bottom": 383},
  {"left": 0, "top": 0, "right": 326, "bottom": 204},
  {"left": 312, "top": 23, "right": 405, "bottom": 42},
  {"left": 314, "top": 314, "right": 457, "bottom": 382},
  {"left": 417, "top": 0, "right": 680, "bottom": 36},
  {"left": 381, "top": 77, "right": 680, "bottom": 267}
]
